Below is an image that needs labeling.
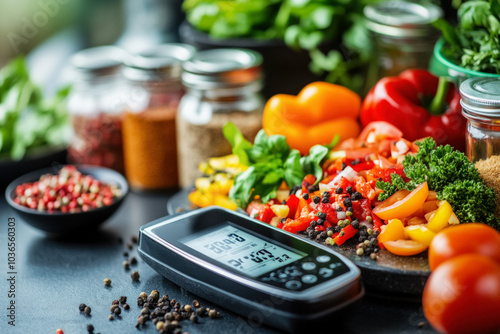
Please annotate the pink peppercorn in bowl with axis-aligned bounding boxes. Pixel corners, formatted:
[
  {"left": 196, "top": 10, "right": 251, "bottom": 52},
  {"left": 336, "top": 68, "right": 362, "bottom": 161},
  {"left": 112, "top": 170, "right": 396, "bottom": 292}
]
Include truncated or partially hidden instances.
[{"left": 5, "top": 165, "right": 128, "bottom": 235}]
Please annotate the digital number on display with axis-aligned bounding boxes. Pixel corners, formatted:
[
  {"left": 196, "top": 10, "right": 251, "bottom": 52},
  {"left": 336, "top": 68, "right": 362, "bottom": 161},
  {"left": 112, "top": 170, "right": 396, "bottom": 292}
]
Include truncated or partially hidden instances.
[{"left": 182, "top": 223, "right": 306, "bottom": 277}]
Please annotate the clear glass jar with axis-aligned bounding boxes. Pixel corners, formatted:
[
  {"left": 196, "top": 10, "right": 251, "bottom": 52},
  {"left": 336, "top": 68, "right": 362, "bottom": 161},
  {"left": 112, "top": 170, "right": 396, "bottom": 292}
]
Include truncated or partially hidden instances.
[
  {"left": 67, "top": 46, "right": 126, "bottom": 173},
  {"left": 177, "top": 49, "right": 264, "bottom": 188},
  {"left": 460, "top": 77, "right": 500, "bottom": 162},
  {"left": 122, "top": 44, "right": 196, "bottom": 190},
  {"left": 364, "top": 1, "right": 443, "bottom": 78}
]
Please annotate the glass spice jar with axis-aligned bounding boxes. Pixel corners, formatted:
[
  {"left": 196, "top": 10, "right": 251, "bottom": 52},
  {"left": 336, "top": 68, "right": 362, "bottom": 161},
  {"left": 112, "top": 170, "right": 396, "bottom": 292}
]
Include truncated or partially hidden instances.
[
  {"left": 460, "top": 77, "right": 500, "bottom": 163},
  {"left": 122, "top": 44, "right": 196, "bottom": 190},
  {"left": 177, "top": 48, "right": 264, "bottom": 188},
  {"left": 67, "top": 46, "right": 126, "bottom": 173},
  {"left": 364, "top": 0, "right": 443, "bottom": 78}
]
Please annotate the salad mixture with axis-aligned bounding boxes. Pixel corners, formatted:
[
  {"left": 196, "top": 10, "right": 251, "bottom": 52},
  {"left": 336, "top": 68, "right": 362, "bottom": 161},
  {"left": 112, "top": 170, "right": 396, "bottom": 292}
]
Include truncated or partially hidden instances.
[{"left": 189, "top": 79, "right": 499, "bottom": 260}]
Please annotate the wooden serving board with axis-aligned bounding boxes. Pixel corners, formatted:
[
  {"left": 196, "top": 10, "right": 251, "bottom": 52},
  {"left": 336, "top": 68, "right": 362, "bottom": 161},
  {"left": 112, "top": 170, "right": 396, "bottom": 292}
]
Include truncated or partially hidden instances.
[{"left": 167, "top": 188, "right": 430, "bottom": 299}]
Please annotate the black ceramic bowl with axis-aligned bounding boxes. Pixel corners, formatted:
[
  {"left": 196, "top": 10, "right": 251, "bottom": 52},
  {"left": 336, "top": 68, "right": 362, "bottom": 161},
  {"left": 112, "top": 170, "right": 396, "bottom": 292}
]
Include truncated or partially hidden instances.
[{"left": 5, "top": 165, "right": 129, "bottom": 235}]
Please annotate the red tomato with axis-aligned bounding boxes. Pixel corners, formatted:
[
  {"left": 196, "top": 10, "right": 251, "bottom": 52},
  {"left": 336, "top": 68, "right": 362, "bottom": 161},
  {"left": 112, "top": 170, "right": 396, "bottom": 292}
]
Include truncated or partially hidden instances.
[
  {"left": 358, "top": 121, "right": 403, "bottom": 143},
  {"left": 423, "top": 254, "right": 500, "bottom": 334},
  {"left": 429, "top": 223, "right": 500, "bottom": 271}
]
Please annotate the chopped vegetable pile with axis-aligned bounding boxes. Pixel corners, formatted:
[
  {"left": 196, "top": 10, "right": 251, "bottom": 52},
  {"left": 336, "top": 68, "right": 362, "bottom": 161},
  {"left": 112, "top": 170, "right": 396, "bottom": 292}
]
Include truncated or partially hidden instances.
[
  {"left": 191, "top": 120, "right": 499, "bottom": 259},
  {"left": 0, "top": 57, "right": 70, "bottom": 160}
]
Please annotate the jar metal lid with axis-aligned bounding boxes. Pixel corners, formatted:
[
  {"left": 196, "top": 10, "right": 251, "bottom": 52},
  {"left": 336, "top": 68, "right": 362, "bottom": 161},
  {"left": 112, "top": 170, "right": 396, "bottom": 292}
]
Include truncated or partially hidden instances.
[
  {"left": 123, "top": 43, "right": 196, "bottom": 82},
  {"left": 182, "top": 48, "right": 263, "bottom": 89},
  {"left": 71, "top": 46, "right": 126, "bottom": 79},
  {"left": 460, "top": 77, "right": 500, "bottom": 117},
  {"left": 364, "top": 1, "right": 443, "bottom": 38}
]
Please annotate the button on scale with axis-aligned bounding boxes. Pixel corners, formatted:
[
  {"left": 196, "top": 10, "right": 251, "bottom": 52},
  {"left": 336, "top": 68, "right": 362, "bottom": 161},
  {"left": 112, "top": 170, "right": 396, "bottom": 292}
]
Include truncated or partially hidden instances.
[
  {"left": 316, "top": 255, "right": 331, "bottom": 263},
  {"left": 285, "top": 280, "right": 302, "bottom": 290},
  {"left": 301, "top": 262, "right": 317, "bottom": 271},
  {"left": 302, "top": 274, "right": 318, "bottom": 284}
]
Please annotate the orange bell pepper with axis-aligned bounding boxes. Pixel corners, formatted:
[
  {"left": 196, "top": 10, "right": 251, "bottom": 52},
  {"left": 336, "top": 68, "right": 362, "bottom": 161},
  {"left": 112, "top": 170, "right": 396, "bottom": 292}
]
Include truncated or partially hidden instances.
[{"left": 263, "top": 82, "right": 361, "bottom": 155}]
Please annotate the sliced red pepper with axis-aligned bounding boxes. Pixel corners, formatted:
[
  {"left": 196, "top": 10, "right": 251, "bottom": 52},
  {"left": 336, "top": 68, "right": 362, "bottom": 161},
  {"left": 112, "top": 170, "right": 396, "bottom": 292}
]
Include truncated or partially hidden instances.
[
  {"left": 333, "top": 224, "right": 358, "bottom": 246},
  {"left": 372, "top": 214, "right": 383, "bottom": 232},
  {"left": 350, "top": 160, "right": 375, "bottom": 172},
  {"left": 285, "top": 194, "right": 299, "bottom": 219},
  {"left": 283, "top": 215, "right": 314, "bottom": 234},
  {"left": 295, "top": 197, "right": 313, "bottom": 219},
  {"left": 317, "top": 202, "right": 339, "bottom": 225}
]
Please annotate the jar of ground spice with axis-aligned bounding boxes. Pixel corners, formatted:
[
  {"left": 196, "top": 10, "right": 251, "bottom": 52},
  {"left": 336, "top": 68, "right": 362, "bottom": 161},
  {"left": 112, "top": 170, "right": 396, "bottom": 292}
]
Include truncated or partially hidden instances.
[
  {"left": 460, "top": 77, "right": 500, "bottom": 162},
  {"left": 122, "top": 44, "right": 196, "bottom": 190},
  {"left": 67, "top": 46, "right": 126, "bottom": 173},
  {"left": 177, "top": 49, "right": 264, "bottom": 188}
]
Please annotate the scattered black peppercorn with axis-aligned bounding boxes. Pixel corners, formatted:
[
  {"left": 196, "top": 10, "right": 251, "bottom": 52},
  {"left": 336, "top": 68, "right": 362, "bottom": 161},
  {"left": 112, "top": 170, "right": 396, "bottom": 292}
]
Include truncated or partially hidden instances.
[
  {"left": 351, "top": 191, "right": 362, "bottom": 201},
  {"left": 123, "top": 303, "right": 130, "bottom": 310},
  {"left": 123, "top": 260, "right": 130, "bottom": 270},
  {"left": 119, "top": 296, "right": 127, "bottom": 304},
  {"left": 317, "top": 212, "right": 327, "bottom": 219},
  {"left": 131, "top": 235, "right": 138, "bottom": 244},
  {"left": 190, "top": 314, "right": 198, "bottom": 323},
  {"left": 84, "top": 306, "right": 91, "bottom": 315},
  {"left": 346, "top": 186, "right": 353, "bottom": 194},
  {"left": 130, "top": 257, "right": 138, "bottom": 265},
  {"left": 208, "top": 309, "right": 219, "bottom": 319},
  {"left": 335, "top": 187, "right": 343, "bottom": 194},
  {"left": 317, "top": 218, "right": 325, "bottom": 226},
  {"left": 111, "top": 304, "right": 119, "bottom": 313},
  {"left": 86, "top": 324, "right": 94, "bottom": 332},
  {"left": 123, "top": 251, "right": 129, "bottom": 257},
  {"left": 310, "top": 220, "right": 317, "bottom": 227},
  {"left": 108, "top": 314, "right": 114, "bottom": 321},
  {"left": 313, "top": 196, "right": 321, "bottom": 204},
  {"left": 79, "top": 303, "right": 86, "bottom": 312},
  {"left": 103, "top": 278, "right": 111, "bottom": 287},
  {"left": 127, "top": 243, "right": 133, "bottom": 250},
  {"left": 321, "top": 197, "right": 329, "bottom": 204},
  {"left": 302, "top": 193, "right": 309, "bottom": 200},
  {"left": 131, "top": 271, "right": 140, "bottom": 281},
  {"left": 343, "top": 198, "right": 352, "bottom": 207},
  {"left": 351, "top": 219, "right": 360, "bottom": 229},
  {"left": 137, "top": 298, "right": 144, "bottom": 307},
  {"left": 113, "top": 307, "right": 121, "bottom": 315}
]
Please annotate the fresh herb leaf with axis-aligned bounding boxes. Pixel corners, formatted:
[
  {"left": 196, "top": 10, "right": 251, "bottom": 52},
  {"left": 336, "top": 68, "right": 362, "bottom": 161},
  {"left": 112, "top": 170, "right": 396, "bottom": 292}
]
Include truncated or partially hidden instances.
[
  {"left": 376, "top": 174, "right": 409, "bottom": 201},
  {"left": 300, "top": 144, "right": 329, "bottom": 184},
  {"left": 223, "top": 122, "right": 253, "bottom": 165}
]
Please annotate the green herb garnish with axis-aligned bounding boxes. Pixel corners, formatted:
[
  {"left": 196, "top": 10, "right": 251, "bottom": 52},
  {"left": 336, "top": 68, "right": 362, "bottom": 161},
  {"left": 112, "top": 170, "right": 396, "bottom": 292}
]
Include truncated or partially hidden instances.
[{"left": 223, "top": 122, "right": 336, "bottom": 208}]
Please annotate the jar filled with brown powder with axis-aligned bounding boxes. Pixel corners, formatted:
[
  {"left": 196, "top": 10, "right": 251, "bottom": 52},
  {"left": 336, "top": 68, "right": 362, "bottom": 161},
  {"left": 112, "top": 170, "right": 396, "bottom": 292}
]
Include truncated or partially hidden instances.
[
  {"left": 122, "top": 44, "right": 196, "bottom": 190},
  {"left": 177, "top": 49, "right": 264, "bottom": 188}
]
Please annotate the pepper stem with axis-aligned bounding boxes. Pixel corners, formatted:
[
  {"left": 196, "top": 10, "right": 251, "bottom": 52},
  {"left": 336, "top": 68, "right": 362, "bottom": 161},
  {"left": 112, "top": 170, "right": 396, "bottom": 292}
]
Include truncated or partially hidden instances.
[{"left": 428, "top": 77, "right": 450, "bottom": 116}]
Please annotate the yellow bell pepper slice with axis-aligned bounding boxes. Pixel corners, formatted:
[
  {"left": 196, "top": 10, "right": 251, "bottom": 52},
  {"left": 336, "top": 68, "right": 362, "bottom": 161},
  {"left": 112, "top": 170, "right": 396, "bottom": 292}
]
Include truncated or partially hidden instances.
[
  {"left": 427, "top": 200, "right": 453, "bottom": 233},
  {"left": 405, "top": 225, "right": 436, "bottom": 246},
  {"left": 378, "top": 219, "right": 406, "bottom": 243}
]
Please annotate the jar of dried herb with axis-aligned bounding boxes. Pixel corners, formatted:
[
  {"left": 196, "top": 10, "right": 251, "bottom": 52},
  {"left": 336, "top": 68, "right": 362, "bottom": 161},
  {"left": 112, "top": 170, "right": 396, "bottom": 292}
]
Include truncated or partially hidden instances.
[
  {"left": 67, "top": 46, "right": 126, "bottom": 173},
  {"left": 460, "top": 77, "right": 500, "bottom": 162},
  {"left": 177, "top": 49, "right": 264, "bottom": 188},
  {"left": 122, "top": 44, "right": 196, "bottom": 190}
]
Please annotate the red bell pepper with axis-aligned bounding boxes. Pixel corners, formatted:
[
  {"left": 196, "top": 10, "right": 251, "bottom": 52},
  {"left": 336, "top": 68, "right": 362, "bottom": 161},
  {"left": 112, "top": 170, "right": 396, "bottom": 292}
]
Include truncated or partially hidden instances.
[
  {"left": 361, "top": 69, "right": 466, "bottom": 151},
  {"left": 333, "top": 224, "right": 358, "bottom": 246},
  {"left": 285, "top": 194, "right": 299, "bottom": 219}
]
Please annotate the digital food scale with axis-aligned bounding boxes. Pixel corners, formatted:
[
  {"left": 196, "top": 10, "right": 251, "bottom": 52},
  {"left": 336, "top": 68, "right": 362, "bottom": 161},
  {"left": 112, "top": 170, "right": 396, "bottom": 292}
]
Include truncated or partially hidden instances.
[{"left": 138, "top": 207, "right": 363, "bottom": 333}]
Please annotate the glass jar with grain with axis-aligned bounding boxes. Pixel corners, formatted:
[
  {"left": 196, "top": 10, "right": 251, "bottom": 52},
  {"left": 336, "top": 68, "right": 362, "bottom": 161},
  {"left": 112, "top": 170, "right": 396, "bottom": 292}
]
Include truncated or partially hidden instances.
[
  {"left": 177, "top": 49, "right": 264, "bottom": 188},
  {"left": 460, "top": 77, "right": 500, "bottom": 163},
  {"left": 67, "top": 46, "right": 126, "bottom": 173},
  {"left": 364, "top": 1, "right": 442, "bottom": 78},
  {"left": 122, "top": 44, "right": 196, "bottom": 190}
]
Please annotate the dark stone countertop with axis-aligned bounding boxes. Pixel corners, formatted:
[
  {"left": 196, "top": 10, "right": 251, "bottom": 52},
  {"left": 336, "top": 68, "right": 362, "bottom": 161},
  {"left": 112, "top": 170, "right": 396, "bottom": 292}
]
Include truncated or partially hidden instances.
[{"left": 0, "top": 189, "right": 437, "bottom": 334}]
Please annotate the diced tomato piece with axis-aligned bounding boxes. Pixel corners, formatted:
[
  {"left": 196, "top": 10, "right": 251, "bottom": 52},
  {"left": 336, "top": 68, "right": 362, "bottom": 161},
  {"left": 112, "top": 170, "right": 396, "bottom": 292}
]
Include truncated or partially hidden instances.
[
  {"left": 301, "top": 174, "right": 317, "bottom": 193},
  {"left": 333, "top": 225, "right": 358, "bottom": 246},
  {"left": 246, "top": 201, "right": 266, "bottom": 217},
  {"left": 351, "top": 199, "right": 372, "bottom": 222},
  {"left": 257, "top": 205, "right": 275, "bottom": 224},
  {"left": 317, "top": 202, "right": 339, "bottom": 225},
  {"left": 354, "top": 176, "right": 376, "bottom": 200}
]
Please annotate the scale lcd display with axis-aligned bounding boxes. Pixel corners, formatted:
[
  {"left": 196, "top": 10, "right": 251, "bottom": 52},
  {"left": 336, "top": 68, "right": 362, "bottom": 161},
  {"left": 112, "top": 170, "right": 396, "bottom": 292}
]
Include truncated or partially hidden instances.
[{"left": 181, "top": 223, "right": 306, "bottom": 277}]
